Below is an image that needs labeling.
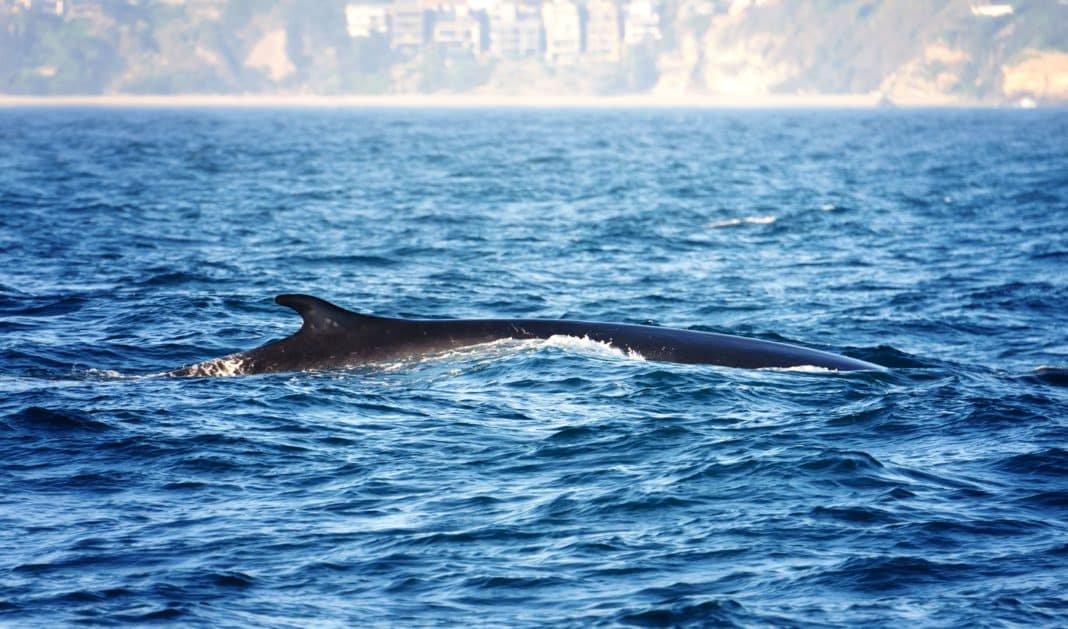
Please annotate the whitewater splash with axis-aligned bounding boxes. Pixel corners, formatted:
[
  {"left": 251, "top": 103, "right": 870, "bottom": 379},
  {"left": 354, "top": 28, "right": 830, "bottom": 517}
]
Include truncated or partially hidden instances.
[
  {"left": 760, "top": 365, "right": 840, "bottom": 374},
  {"left": 389, "top": 335, "right": 647, "bottom": 371},
  {"left": 708, "top": 215, "right": 777, "bottom": 228},
  {"left": 542, "top": 334, "right": 646, "bottom": 361}
]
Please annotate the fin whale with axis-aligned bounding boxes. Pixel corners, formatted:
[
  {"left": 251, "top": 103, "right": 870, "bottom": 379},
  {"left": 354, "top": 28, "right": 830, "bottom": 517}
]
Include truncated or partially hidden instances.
[{"left": 169, "top": 294, "right": 884, "bottom": 376}]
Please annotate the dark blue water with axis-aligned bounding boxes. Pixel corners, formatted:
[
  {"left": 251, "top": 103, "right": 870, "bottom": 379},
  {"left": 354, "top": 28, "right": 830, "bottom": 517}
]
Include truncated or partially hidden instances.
[{"left": 1, "top": 108, "right": 1067, "bottom": 626}]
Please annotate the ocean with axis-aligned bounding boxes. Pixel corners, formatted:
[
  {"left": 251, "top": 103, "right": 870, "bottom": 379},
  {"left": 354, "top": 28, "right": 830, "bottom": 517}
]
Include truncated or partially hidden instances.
[{"left": 1, "top": 107, "right": 1066, "bottom": 626}]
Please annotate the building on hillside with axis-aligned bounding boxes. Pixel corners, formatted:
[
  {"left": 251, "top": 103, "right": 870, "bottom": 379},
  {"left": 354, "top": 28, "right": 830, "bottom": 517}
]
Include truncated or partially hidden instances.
[
  {"left": 65, "top": 0, "right": 109, "bottom": 22},
  {"left": 541, "top": 0, "right": 582, "bottom": 65},
  {"left": 432, "top": 4, "right": 485, "bottom": 55},
  {"left": 488, "top": 1, "right": 542, "bottom": 60},
  {"left": 346, "top": 4, "right": 390, "bottom": 38},
  {"left": 676, "top": 0, "right": 714, "bottom": 19},
  {"left": 970, "top": 3, "right": 1013, "bottom": 17},
  {"left": 185, "top": 0, "right": 227, "bottom": 21},
  {"left": 390, "top": 1, "right": 430, "bottom": 51},
  {"left": 584, "top": 0, "right": 621, "bottom": 63},
  {"left": 622, "top": 0, "right": 660, "bottom": 46},
  {"left": 726, "top": 0, "right": 771, "bottom": 16},
  {"left": 18, "top": 0, "right": 64, "bottom": 15}
]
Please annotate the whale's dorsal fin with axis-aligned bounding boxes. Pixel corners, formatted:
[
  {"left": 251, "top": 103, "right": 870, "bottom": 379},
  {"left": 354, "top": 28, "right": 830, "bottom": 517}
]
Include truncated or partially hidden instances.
[{"left": 275, "top": 294, "right": 389, "bottom": 334}]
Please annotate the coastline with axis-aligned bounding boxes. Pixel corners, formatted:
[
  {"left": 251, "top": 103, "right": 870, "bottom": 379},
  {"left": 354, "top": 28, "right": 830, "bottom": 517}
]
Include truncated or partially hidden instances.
[{"left": 0, "top": 92, "right": 990, "bottom": 109}]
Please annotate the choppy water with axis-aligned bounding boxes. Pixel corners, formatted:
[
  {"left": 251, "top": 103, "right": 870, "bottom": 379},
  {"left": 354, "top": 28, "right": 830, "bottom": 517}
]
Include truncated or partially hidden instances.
[{"left": 1, "top": 107, "right": 1067, "bottom": 626}]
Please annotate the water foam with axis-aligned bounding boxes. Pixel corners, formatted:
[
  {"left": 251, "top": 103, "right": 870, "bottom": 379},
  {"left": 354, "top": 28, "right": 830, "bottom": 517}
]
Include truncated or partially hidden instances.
[
  {"left": 760, "top": 365, "right": 840, "bottom": 374},
  {"left": 542, "top": 334, "right": 646, "bottom": 361},
  {"left": 402, "top": 336, "right": 646, "bottom": 369},
  {"left": 708, "top": 215, "right": 777, "bottom": 228},
  {"left": 83, "top": 368, "right": 127, "bottom": 379}
]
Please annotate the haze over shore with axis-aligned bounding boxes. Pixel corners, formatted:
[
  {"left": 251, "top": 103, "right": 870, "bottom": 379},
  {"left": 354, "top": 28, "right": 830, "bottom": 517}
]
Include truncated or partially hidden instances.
[
  {"left": 0, "top": 92, "right": 943, "bottom": 108},
  {"left": 2, "top": 0, "right": 1066, "bottom": 107}
]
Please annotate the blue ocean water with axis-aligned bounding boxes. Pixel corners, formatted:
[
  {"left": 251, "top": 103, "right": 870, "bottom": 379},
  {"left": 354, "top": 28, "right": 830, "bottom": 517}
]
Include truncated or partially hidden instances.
[{"left": 1, "top": 107, "right": 1067, "bottom": 626}]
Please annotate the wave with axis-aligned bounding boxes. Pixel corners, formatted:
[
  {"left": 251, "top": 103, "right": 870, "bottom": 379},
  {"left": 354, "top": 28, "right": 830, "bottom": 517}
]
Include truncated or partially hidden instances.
[{"left": 4, "top": 406, "right": 111, "bottom": 432}]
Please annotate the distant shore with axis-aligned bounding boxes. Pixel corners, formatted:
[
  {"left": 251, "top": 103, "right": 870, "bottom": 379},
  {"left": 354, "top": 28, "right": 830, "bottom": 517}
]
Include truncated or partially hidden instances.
[{"left": 0, "top": 92, "right": 994, "bottom": 108}]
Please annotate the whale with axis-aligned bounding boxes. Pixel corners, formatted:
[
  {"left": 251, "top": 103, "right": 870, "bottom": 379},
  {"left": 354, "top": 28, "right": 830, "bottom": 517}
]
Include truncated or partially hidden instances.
[{"left": 169, "top": 294, "right": 884, "bottom": 376}]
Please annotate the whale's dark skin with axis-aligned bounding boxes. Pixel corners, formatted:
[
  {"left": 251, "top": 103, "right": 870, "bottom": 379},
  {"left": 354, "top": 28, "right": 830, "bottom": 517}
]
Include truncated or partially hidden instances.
[{"left": 169, "top": 294, "right": 884, "bottom": 376}]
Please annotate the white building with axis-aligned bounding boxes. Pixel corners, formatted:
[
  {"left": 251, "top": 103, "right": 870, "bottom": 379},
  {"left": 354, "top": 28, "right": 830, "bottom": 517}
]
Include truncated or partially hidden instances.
[
  {"left": 390, "top": 1, "right": 430, "bottom": 51},
  {"left": 585, "top": 0, "right": 621, "bottom": 63},
  {"left": 541, "top": 0, "right": 582, "bottom": 65},
  {"left": 65, "top": 0, "right": 108, "bottom": 21},
  {"left": 623, "top": 0, "right": 660, "bottom": 46},
  {"left": 185, "top": 0, "right": 227, "bottom": 21},
  {"left": 970, "top": 3, "right": 1013, "bottom": 17},
  {"left": 432, "top": 5, "right": 484, "bottom": 54},
  {"left": 346, "top": 4, "right": 390, "bottom": 38},
  {"left": 727, "top": 0, "right": 764, "bottom": 16},
  {"left": 488, "top": 2, "right": 542, "bottom": 60},
  {"left": 18, "top": 0, "right": 64, "bottom": 15}
]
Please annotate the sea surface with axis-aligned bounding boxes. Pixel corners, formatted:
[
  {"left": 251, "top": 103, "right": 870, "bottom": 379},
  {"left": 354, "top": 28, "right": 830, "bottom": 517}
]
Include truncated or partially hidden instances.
[{"left": 1, "top": 107, "right": 1066, "bottom": 626}]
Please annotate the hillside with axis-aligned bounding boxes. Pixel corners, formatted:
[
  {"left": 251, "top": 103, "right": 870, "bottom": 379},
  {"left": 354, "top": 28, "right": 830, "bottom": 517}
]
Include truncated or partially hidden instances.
[{"left": 1, "top": 0, "right": 1065, "bottom": 104}]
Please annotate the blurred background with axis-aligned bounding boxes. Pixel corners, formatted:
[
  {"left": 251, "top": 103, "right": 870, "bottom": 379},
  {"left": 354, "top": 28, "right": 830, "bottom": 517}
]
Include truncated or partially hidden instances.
[{"left": 1, "top": 0, "right": 1066, "bottom": 104}]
